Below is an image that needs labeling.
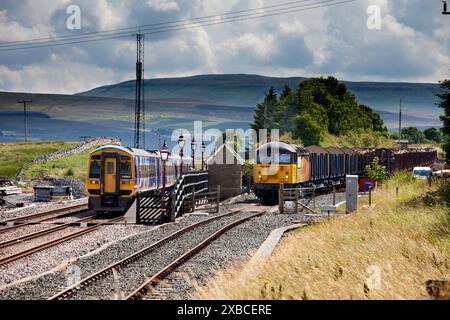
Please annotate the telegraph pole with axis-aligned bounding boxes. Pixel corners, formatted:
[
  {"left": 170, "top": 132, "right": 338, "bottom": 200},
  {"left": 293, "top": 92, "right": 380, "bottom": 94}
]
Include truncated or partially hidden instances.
[
  {"left": 134, "top": 33, "right": 145, "bottom": 149},
  {"left": 18, "top": 100, "right": 32, "bottom": 142},
  {"left": 398, "top": 99, "right": 402, "bottom": 146}
]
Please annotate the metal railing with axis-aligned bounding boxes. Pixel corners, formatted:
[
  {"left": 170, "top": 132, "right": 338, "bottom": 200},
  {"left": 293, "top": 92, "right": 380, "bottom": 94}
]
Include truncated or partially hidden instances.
[{"left": 170, "top": 171, "right": 209, "bottom": 221}]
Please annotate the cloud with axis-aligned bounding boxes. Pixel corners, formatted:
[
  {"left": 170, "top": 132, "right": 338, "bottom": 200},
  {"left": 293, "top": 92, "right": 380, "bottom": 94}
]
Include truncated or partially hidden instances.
[
  {"left": 0, "top": 0, "right": 448, "bottom": 94},
  {"left": 0, "top": 60, "right": 121, "bottom": 94},
  {"left": 146, "top": 0, "right": 180, "bottom": 12}
]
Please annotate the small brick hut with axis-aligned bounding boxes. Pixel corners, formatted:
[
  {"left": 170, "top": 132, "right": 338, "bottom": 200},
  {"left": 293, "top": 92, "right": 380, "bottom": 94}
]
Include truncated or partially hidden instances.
[{"left": 207, "top": 144, "right": 245, "bottom": 199}]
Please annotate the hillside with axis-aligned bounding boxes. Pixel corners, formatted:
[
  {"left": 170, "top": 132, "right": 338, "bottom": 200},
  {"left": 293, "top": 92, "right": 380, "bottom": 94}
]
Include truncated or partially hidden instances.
[
  {"left": 0, "top": 74, "right": 443, "bottom": 147},
  {"left": 0, "top": 141, "right": 78, "bottom": 179},
  {"left": 79, "top": 74, "right": 443, "bottom": 120}
]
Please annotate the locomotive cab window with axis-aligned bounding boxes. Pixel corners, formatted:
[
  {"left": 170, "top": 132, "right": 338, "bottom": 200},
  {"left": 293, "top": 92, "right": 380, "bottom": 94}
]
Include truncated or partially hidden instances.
[
  {"left": 279, "top": 153, "right": 294, "bottom": 164},
  {"left": 258, "top": 149, "right": 295, "bottom": 164}
]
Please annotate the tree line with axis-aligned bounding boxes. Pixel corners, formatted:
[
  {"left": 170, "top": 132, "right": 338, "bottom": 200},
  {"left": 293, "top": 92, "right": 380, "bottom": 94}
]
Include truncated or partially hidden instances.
[{"left": 390, "top": 127, "right": 443, "bottom": 144}]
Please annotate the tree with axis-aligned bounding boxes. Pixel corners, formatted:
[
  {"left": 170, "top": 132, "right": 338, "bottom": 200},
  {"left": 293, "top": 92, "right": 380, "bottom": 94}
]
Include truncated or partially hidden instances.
[
  {"left": 251, "top": 76, "right": 388, "bottom": 147},
  {"left": 295, "top": 112, "right": 327, "bottom": 146},
  {"left": 280, "top": 84, "right": 292, "bottom": 100},
  {"left": 401, "top": 127, "right": 426, "bottom": 144},
  {"left": 435, "top": 78, "right": 450, "bottom": 161},
  {"left": 423, "top": 127, "right": 442, "bottom": 143},
  {"left": 365, "top": 157, "right": 388, "bottom": 183},
  {"left": 251, "top": 87, "right": 278, "bottom": 131},
  {"left": 298, "top": 76, "right": 387, "bottom": 136}
]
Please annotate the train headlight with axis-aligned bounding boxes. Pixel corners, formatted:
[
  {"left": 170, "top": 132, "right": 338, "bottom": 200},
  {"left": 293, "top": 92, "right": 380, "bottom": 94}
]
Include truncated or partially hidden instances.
[
  {"left": 258, "top": 173, "right": 262, "bottom": 182},
  {"left": 285, "top": 172, "right": 289, "bottom": 180},
  {"left": 90, "top": 180, "right": 99, "bottom": 185}
]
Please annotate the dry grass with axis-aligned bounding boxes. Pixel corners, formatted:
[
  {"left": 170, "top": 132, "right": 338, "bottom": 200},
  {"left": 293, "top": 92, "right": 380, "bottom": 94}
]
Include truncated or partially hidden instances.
[{"left": 196, "top": 174, "right": 449, "bottom": 300}]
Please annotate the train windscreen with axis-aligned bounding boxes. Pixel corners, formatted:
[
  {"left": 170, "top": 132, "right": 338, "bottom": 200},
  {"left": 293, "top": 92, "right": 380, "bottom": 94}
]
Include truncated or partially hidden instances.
[
  {"left": 257, "top": 149, "right": 293, "bottom": 164},
  {"left": 89, "top": 159, "right": 101, "bottom": 179}
]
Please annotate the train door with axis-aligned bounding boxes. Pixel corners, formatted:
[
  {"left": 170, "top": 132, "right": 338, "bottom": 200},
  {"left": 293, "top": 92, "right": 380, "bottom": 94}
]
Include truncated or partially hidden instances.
[{"left": 104, "top": 158, "right": 117, "bottom": 193}]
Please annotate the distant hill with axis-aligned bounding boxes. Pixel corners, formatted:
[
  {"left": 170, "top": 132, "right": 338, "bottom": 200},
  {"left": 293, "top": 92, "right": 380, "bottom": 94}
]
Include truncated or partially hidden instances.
[
  {"left": 79, "top": 74, "right": 443, "bottom": 119},
  {"left": 0, "top": 74, "right": 443, "bottom": 147}
]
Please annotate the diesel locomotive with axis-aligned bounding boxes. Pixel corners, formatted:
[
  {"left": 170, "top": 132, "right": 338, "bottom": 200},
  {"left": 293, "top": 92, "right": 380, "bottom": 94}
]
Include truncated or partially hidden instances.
[
  {"left": 86, "top": 145, "right": 190, "bottom": 213},
  {"left": 253, "top": 142, "right": 437, "bottom": 203}
]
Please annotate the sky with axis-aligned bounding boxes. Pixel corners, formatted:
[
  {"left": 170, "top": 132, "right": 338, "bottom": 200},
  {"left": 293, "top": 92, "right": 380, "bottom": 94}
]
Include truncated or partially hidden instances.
[{"left": 0, "top": 0, "right": 449, "bottom": 94}]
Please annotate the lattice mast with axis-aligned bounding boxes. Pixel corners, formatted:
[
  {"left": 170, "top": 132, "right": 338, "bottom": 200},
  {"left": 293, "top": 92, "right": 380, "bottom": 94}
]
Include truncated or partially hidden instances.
[{"left": 134, "top": 33, "right": 145, "bottom": 149}]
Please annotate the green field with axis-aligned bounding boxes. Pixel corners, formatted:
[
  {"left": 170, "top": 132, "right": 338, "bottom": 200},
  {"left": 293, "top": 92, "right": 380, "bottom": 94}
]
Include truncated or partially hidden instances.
[
  {"left": 0, "top": 141, "right": 78, "bottom": 179},
  {"left": 23, "top": 147, "right": 94, "bottom": 182}
]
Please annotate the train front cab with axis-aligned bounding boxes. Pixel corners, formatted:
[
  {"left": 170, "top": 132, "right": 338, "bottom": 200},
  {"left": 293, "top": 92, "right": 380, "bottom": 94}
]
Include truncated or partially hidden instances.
[
  {"left": 254, "top": 142, "right": 310, "bottom": 204},
  {"left": 86, "top": 146, "right": 135, "bottom": 213}
]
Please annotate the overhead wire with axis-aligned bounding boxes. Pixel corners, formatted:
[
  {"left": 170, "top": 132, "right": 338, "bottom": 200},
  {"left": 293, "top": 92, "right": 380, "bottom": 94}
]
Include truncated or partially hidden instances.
[{"left": 0, "top": 0, "right": 359, "bottom": 52}]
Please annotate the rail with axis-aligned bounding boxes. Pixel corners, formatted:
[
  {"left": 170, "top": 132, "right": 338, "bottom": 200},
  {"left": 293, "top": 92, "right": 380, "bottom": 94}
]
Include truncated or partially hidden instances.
[
  {"left": 49, "top": 205, "right": 258, "bottom": 300},
  {"left": 0, "top": 216, "right": 123, "bottom": 266},
  {"left": 126, "top": 211, "right": 264, "bottom": 300}
]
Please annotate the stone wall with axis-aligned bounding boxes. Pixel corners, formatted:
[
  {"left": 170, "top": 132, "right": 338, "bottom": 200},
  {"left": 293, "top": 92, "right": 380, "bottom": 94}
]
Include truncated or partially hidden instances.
[
  {"left": 16, "top": 137, "right": 121, "bottom": 181},
  {"left": 208, "top": 164, "right": 243, "bottom": 199}
]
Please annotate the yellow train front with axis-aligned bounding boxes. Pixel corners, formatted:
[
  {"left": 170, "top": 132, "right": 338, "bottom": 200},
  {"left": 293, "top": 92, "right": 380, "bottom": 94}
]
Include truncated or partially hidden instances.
[
  {"left": 86, "top": 145, "right": 187, "bottom": 213},
  {"left": 254, "top": 142, "right": 311, "bottom": 204}
]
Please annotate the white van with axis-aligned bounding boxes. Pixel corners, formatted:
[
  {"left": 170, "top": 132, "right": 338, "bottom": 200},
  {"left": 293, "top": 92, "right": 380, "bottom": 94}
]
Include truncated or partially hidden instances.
[{"left": 412, "top": 167, "right": 432, "bottom": 179}]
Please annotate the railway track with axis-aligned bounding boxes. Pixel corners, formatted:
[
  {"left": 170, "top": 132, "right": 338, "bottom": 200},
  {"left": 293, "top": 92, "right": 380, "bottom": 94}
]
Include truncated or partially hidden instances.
[
  {"left": 0, "top": 216, "right": 124, "bottom": 266},
  {"left": 0, "top": 204, "right": 89, "bottom": 234},
  {"left": 0, "top": 215, "right": 96, "bottom": 249},
  {"left": 49, "top": 206, "right": 265, "bottom": 300}
]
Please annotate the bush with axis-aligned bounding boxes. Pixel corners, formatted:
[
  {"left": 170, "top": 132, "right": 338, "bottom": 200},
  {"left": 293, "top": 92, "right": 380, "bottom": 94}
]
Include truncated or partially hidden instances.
[
  {"left": 66, "top": 168, "right": 74, "bottom": 177},
  {"left": 365, "top": 157, "right": 388, "bottom": 183}
]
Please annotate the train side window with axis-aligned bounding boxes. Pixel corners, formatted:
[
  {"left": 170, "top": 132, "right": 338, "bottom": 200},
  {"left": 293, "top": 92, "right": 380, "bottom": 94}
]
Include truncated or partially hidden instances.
[
  {"left": 89, "top": 160, "right": 101, "bottom": 178},
  {"left": 149, "top": 159, "right": 156, "bottom": 176},
  {"left": 297, "top": 157, "right": 302, "bottom": 168}
]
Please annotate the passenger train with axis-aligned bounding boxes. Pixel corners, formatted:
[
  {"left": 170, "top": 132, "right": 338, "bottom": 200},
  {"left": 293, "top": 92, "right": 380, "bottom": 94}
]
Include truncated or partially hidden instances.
[
  {"left": 86, "top": 145, "right": 190, "bottom": 213},
  {"left": 253, "top": 142, "right": 437, "bottom": 204}
]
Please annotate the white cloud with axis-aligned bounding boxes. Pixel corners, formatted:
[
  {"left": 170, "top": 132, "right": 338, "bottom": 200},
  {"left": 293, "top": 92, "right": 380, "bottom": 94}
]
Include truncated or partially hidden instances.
[
  {"left": 146, "top": 0, "right": 179, "bottom": 12},
  {"left": 0, "top": 0, "right": 449, "bottom": 93},
  {"left": 0, "top": 62, "right": 119, "bottom": 94}
]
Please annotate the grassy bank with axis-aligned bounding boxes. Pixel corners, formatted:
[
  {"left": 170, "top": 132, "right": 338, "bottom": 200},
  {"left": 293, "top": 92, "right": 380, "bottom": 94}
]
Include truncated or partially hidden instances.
[
  {"left": 0, "top": 141, "right": 78, "bottom": 179},
  {"left": 23, "top": 148, "right": 95, "bottom": 182},
  {"left": 196, "top": 174, "right": 449, "bottom": 300}
]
